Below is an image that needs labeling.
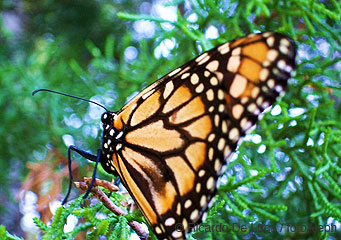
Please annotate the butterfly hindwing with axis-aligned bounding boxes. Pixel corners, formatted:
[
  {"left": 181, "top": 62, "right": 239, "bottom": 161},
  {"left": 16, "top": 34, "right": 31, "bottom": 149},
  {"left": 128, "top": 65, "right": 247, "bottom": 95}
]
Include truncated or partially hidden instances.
[{"left": 99, "top": 32, "right": 296, "bottom": 239}]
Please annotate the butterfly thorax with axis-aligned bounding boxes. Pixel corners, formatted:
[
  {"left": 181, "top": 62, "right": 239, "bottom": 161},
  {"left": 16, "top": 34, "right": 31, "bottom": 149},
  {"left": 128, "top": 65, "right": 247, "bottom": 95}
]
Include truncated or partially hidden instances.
[{"left": 100, "top": 111, "right": 124, "bottom": 174}]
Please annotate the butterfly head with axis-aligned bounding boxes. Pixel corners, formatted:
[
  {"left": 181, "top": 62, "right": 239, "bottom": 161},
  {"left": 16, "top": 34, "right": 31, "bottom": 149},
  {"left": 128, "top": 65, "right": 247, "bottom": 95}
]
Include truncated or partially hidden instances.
[{"left": 101, "top": 111, "right": 114, "bottom": 126}]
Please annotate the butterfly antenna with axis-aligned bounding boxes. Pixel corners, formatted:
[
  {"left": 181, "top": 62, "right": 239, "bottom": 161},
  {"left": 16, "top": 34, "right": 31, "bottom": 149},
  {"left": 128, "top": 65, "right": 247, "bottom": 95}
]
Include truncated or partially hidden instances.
[{"left": 32, "top": 88, "right": 108, "bottom": 111}]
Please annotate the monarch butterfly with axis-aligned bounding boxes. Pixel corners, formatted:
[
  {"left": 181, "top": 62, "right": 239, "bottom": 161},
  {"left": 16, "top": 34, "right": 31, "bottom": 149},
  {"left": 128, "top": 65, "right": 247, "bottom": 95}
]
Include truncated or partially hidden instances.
[{"left": 34, "top": 32, "right": 296, "bottom": 239}]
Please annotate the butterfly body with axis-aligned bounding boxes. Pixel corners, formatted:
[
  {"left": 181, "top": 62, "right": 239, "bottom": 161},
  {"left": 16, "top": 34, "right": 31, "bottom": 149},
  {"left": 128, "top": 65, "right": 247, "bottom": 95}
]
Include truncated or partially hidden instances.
[{"left": 91, "top": 32, "right": 295, "bottom": 239}]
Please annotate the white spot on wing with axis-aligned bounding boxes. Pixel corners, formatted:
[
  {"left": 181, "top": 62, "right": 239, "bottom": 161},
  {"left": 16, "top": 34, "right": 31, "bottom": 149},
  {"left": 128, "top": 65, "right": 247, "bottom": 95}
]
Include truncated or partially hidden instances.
[
  {"left": 206, "top": 89, "right": 214, "bottom": 101},
  {"left": 181, "top": 72, "right": 190, "bottom": 79},
  {"left": 232, "top": 104, "right": 244, "bottom": 119},
  {"left": 267, "top": 79, "right": 275, "bottom": 88},
  {"left": 190, "top": 73, "right": 199, "bottom": 85},
  {"left": 210, "top": 76, "right": 218, "bottom": 86},
  {"left": 263, "top": 32, "right": 272, "bottom": 37},
  {"left": 232, "top": 47, "right": 241, "bottom": 56},
  {"left": 214, "top": 159, "right": 221, "bottom": 171},
  {"left": 217, "top": 42, "right": 230, "bottom": 54},
  {"left": 230, "top": 74, "right": 247, "bottom": 98},
  {"left": 267, "top": 49, "right": 278, "bottom": 61},
  {"left": 195, "top": 52, "right": 209, "bottom": 63},
  {"left": 195, "top": 83, "right": 204, "bottom": 93},
  {"left": 116, "top": 131, "right": 123, "bottom": 139},
  {"left": 259, "top": 68, "right": 269, "bottom": 81},
  {"left": 109, "top": 129, "right": 115, "bottom": 136},
  {"left": 163, "top": 81, "right": 174, "bottom": 99},
  {"left": 142, "top": 89, "right": 155, "bottom": 99},
  {"left": 227, "top": 56, "right": 240, "bottom": 73},
  {"left": 165, "top": 217, "right": 175, "bottom": 226},
  {"left": 206, "top": 60, "right": 219, "bottom": 72},
  {"left": 171, "top": 230, "right": 182, "bottom": 238},
  {"left": 218, "top": 138, "right": 225, "bottom": 150},
  {"left": 155, "top": 226, "right": 162, "bottom": 234},
  {"left": 266, "top": 36, "right": 275, "bottom": 47},
  {"left": 200, "top": 195, "right": 207, "bottom": 207},
  {"left": 215, "top": 71, "right": 224, "bottom": 81},
  {"left": 184, "top": 199, "right": 192, "bottom": 208},
  {"left": 251, "top": 86, "right": 260, "bottom": 98},
  {"left": 229, "top": 128, "right": 239, "bottom": 141},
  {"left": 199, "top": 169, "right": 205, "bottom": 177},
  {"left": 168, "top": 68, "right": 181, "bottom": 77},
  {"left": 217, "top": 89, "right": 224, "bottom": 100},
  {"left": 206, "top": 176, "right": 215, "bottom": 190},
  {"left": 190, "top": 209, "right": 199, "bottom": 221}
]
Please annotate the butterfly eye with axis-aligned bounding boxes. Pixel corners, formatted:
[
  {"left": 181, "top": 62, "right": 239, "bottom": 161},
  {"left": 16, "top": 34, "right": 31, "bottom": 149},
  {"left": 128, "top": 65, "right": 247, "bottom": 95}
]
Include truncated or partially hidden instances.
[{"left": 101, "top": 112, "right": 109, "bottom": 123}]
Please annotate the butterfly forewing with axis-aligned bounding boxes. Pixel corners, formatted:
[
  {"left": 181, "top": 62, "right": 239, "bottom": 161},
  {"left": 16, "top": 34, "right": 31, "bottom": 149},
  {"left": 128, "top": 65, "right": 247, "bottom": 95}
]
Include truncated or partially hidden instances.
[{"left": 100, "top": 32, "right": 296, "bottom": 239}]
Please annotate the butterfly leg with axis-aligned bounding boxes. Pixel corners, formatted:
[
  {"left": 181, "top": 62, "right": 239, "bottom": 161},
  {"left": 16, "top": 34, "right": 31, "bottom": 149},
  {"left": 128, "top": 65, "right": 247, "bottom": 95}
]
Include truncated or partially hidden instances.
[
  {"left": 62, "top": 145, "right": 101, "bottom": 204},
  {"left": 83, "top": 149, "right": 102, "bottom": 199}
]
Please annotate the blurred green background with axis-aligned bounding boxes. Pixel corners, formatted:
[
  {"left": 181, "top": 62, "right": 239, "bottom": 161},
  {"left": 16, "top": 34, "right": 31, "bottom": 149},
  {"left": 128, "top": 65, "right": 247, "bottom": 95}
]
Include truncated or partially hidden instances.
[{"left": 0, "top": 0, "right": 340, "bottom": 239}]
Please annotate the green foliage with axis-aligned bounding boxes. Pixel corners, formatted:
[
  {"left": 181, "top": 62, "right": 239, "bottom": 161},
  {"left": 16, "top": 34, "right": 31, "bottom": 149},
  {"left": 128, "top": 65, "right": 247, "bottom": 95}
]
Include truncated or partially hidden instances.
[
  {"left": 32, "top": 196, "right": 132, "bottom": 240},
  {"left": 0, "top": 225, "right": 24, "bottom": 240},
  {"left": 0, "top": 0, "right": 340, "bottom": 239}
]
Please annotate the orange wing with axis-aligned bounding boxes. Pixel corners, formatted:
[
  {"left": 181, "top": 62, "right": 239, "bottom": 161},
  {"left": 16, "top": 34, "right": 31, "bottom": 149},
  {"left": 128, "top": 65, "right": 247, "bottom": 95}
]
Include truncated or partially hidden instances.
[{"left": 100, "top": 32, "right": 296, "bottom": 239}]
